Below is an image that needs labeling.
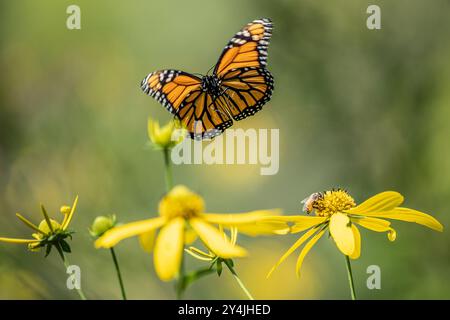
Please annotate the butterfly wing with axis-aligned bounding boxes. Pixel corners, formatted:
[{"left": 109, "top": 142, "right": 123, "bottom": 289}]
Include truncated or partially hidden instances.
[
  {"left": 176, "top": 88, "right": 233, "bottom": 139},
  {"left": 214, "top": 18, "right": 273, "bottom": 78},
  {"left": 140, "top": 18, "right": 274, "bottom": 139},
  {"left": 141, "top": 70, "right": 202, "bottom": 115},
  {"left": 220, "top": 67, "right": 274, "bottom": 121}
]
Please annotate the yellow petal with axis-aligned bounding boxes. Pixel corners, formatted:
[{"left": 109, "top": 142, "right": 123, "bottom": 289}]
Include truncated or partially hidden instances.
[
  {"left": 95, "top": 216, "right": 166, "bottom": 248},
  {"left": 147, "top": 118, "right": 159, "bottom": 144},
  {"left": 361, "top": 207, "right": 443, "bottom": 232},
  {"left": 203, "top": 211, "right": 288, "bottom": 236},
  {"left": 388, "top": 228, "right": 397, "bottom": 241},
  {"left": 352, "top": 216, "right": 392, "bottom": 232},
  {"left": 234, "top": 220, "right": 290, "bottom": 236},
  {"left": 0, "top": 237, "right": 39, "bottom": 244},
  {"left": 139, "top": 230, "right": 156, "bottom": 253},
  {"left": 266, "top": 226, "right": 319, "bottom": 278},
  {"left": 296, "top": 228, "right": 326, "bottom": 277},
  {"left": 349, "top": 191, "right": 404, "bottom": 214},
  {"left": 202, "top": 210, "right": 281, "bottom": 225},
  {"left": 62, "top": 195, "right": 79, "bottom": 230},
  {"left": 184, "top": 227, "right": 198, "bottom": 244},
  {"left": 189, "top": 218, "right": 246, "bottom": 259},
  {"left": 329, "top": 213, "right": 355, "bottom": 256},
  {"left": 230, "top": 227, "right": 238, "bottom": 245},
  {"left": 349, "top": 225, "right": 361, "bottom": 259},
  {"left": 353, "top": 217, "right": 399, "bottom": 243},
  {"left": 288, "top": 216, "right": 328, "bottom": 233},
  {"left": 15, "top": 213, "right": 42, "bottom": 233},
  {"left": 154, "top": 217, "right": 185, "bottom": 281}
]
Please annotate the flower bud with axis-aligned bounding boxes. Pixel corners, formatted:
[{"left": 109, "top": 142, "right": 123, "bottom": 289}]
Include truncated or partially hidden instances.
[
  {"left": 90, "top": 215, "right": 116, "bottom": 237},
  {"left": 60, "top": 205, "right": 71, "bottom": 215}
]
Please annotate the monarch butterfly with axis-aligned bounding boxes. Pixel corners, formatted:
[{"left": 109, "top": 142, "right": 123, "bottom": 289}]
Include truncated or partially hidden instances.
[{"left": 140, "top": 18, "right": 274, "bottom": 139}]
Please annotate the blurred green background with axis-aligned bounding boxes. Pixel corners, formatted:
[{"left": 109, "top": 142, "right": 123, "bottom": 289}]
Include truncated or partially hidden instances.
[{"left": 1, "top": 0, "right": 449, "bottom": 299}]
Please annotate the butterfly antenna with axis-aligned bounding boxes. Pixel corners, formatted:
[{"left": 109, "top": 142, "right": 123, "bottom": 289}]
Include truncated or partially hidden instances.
[{"left": 206, "top": 63, "right": 216, "bottom": 75}]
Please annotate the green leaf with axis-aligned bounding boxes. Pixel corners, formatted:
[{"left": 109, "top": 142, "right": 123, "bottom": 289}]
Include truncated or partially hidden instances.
[
  {"left": 45, "top": 244, "right": 52, "bottom": 257},
  {"left": 183, "top": 267, "right": 216, "bottom": 290},
  {"left": 60, "top": 240, "right": 71, "bottom": 253},
  {"left": 216, "top": 260, "right": 223, "bottom": 277}
]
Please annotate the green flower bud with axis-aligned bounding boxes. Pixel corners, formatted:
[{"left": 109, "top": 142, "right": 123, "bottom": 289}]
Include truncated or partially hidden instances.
[{"left": 90, "top": 215, "right": 116, "bottom": 237}]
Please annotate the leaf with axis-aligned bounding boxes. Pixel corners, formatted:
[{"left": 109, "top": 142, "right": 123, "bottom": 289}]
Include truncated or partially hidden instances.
[
  {"left": 184, "top": 268, "right": 216, "bottom": 289},
  {"left": 45, "top": 244, "right": 52, "bottom": 257},
  {"left": 216, "top": 260, "right": 223, "bottom": 277},
  {"left": 176, "top": 267, "right": 215, "bottom": 298},
  {"left": 60, "top": 240, "right": 71, "bottom": 253}
]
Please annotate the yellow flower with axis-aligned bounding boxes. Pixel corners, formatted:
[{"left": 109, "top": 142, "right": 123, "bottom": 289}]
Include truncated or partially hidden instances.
[
  {"left": 148, "top": 117, "right": 185, "bottom": 149},
  {"left": 0, "top": 196, "right": 79, "bottom": 255},
  {"left": 268, "top": 190, "right": 444, "bottom": 278},
  {"left": 95, "top": 185, "right": 287, "bottom": 281}
]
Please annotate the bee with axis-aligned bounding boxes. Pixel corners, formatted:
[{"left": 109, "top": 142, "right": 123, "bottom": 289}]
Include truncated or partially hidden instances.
[{"left": 301, "top": 192, "right": 323, "bottom": 214}]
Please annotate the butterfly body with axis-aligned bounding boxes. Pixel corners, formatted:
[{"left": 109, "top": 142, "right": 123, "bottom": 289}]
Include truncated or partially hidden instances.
[
  {"left": 201, "top": 75, "right": 223, "bottom": 98},
  {"left": 141, "top": 18, "right": 274, "bottom": 139}
]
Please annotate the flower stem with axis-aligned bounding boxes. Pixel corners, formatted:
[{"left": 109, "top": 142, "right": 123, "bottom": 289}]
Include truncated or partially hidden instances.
[
  {"left": 224, "top": 260, "right": 254, "bottom": 300},
  {"left": 55, "top": 244, "right": 87, "bottom": 300},
  {"left": 110, "top": 247, "right": 127, "bottom": 300},
  {"left": 345, "top": 255, "right": 357, "bottom": 300},
  {"left": 162, "top": 148, "right": 173, "bottom": 192}
]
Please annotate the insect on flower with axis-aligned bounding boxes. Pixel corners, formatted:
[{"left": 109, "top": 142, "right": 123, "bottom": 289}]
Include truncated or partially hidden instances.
[
  {"left": 267, "top": 190, "right": 444, "bottom": 278},
  {"left": 301, "top": 192, "right": 323, "bottom": 214}
]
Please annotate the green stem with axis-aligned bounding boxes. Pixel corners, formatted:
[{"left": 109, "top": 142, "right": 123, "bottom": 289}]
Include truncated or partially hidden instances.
[
  {"left": 110, "top": 247, "right": 127, "bottom": 300},
  {"left": 163, "top": 145, "right": 178, "bottom": 297},
  {"left": 224, "top": 260, "right": 254, "bottom": 300},
  {"left": 56, "top": 244, "right": 87, "bottom": 300},
  {"left": 345, "top": 255, "right": 357, "bottom": 300},
  {"left": 163, "top": 148, "right": 173, "bottom": 192}
]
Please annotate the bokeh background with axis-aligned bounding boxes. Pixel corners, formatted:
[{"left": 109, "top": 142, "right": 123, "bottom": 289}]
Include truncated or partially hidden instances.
[{"left": 1, "top": 0, "right": 449, "bottom": 299}]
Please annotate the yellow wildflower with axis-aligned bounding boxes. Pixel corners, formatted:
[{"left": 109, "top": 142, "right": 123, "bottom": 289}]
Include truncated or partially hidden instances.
[
  {"left": 96, "top": 185, "right": 287, "bottom": 281},
  {"left": 0, "top": 196, "right": 79, "bottom": 256},
  {"left": 268, "top": 190, "right": 443, "bottom": 278}
]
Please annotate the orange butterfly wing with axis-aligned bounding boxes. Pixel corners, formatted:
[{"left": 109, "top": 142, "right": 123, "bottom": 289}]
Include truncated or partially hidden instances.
[
  {"left": 176, "top": 88, "right": 233, "bottom": 139},
  {"left": 214, "top": 18, "right": 272, "bottom": 78},
  {"left": 220, "top": 67, "right": 274, "bottom": 121},
  {"left": 141, "top": 70, "right": 202, "bottom": 115}
]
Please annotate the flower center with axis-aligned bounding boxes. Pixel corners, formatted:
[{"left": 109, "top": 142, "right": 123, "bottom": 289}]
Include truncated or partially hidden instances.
[
  {"left": 159, "top": 185, "right": 205, "bottom": 219},
  {"left": 38, "top": 219, "right": 61, "bottom": 234},
  {"left": 313, "top": 189, "right": 356, "bottom": 217}
]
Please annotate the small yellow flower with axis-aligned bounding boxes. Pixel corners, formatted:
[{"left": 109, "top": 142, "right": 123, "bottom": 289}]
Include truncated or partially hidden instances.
[
  {"left": 95, "top": 185, "right": 287, "bottom": 281},
  {"left": 148, "top": 118, "right": 185, "bottom": 149},
  {"left": 267, "top": 190, "right": 444, "bottom": 278},
  {"left": 0, "top": 196, "right": 79, "bottom": 256}
]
